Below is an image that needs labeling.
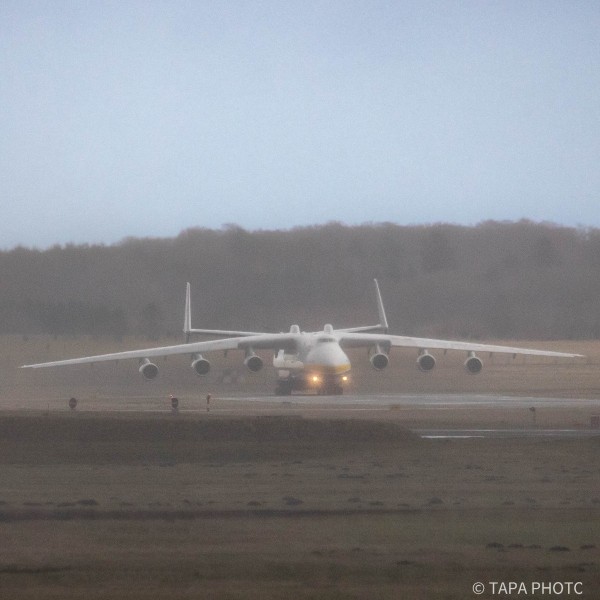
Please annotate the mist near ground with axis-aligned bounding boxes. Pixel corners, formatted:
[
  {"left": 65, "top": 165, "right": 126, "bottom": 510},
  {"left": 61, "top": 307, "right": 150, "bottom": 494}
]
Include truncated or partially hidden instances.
[{"left": 2, "top": 220, "right": 599, "bottom": 340}]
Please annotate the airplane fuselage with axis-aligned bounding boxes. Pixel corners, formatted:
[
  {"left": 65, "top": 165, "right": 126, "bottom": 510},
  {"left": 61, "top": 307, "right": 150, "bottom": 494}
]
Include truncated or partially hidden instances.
[{"left": 272, "top": 325, "right": 352, "bottom": 395}]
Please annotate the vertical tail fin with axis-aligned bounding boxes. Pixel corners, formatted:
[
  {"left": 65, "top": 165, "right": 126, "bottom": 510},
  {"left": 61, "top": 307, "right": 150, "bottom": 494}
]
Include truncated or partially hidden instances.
[
  {"left": 373, "top": 279, "right": 389, "bottom": 333},
  {"left": 184, "top": 282, "right": 192, "bottom": 343}
]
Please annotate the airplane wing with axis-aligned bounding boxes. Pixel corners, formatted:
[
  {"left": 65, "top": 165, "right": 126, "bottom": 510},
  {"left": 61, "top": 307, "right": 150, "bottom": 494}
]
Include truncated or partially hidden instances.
[
  {"left": 334, "top": 279, "right": 582, "bottom": 359},
  {"left": 21, "top": 333, "right": 298, "bottom": 369},
  {"left": 185, "top": 328, "right": 266, "bottom": 337},
  {"left": 337, "top": 332, "right": 583, "bottom": 359}
]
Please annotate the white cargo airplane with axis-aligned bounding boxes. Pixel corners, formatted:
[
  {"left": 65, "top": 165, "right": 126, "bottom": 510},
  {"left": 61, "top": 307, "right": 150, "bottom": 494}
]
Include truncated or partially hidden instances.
[{"left": 22, "top": 280, "right": 582, "bottom": 395}]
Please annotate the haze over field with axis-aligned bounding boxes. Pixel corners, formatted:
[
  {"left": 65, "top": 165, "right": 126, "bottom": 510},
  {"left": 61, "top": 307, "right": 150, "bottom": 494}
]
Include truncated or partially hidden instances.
[
  {"left": 2, "top": 221, "right": 600, "bottom": 340},
  {"left": 2, "top": 1, "right": 599, "bottom": 249}
]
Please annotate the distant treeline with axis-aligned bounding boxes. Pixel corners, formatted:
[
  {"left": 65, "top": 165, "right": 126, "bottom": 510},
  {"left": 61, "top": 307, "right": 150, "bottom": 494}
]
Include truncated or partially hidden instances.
[{"left": 2, "top": 220, "right": 600, "bottom": 340}]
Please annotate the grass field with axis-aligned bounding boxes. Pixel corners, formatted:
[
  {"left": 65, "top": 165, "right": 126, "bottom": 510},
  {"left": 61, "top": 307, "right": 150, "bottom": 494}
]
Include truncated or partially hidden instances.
[
  {"left": 0, "top": 413, "right": 598, "bottom": 599},
  {"left": 1, "top": 335, "right": 599, "bottom": 598}
]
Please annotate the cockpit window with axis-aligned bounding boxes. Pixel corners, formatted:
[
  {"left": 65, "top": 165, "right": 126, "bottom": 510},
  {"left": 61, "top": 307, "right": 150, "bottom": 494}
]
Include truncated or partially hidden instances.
[{"left": 317, "top": 336, "right": 336, "bottom": 343}]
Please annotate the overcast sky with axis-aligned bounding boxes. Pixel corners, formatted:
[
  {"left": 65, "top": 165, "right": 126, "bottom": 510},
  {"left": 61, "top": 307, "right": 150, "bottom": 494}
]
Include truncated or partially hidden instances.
[{"left": 2, "top": 1, "right": 599, "bottom": 249}]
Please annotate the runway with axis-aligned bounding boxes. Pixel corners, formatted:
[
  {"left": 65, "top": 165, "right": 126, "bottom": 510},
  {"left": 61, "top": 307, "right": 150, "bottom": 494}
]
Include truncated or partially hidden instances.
[
  {"left": 7, "top": 392, "right": 600, "bottom": 411},
  {"left": 415, "top": 428, "right": 600, "bottom": 439},
  {"left": 216, "top": 394, "right": 600, "bottom": 438},
  {"left": 8, "top": 392, "right": 598, "bottom": 439},
  {"left": 218, "top": 393, "right": 600, "bottom": 409},
  {"left": 263, "top": 393, "right": 600, "bottom": 438}
]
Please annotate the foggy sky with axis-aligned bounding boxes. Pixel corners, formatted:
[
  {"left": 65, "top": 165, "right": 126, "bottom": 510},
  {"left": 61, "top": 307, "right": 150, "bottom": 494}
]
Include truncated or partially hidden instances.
[{"left": 2, "top": 1, "right": 599, "bottom": 249}]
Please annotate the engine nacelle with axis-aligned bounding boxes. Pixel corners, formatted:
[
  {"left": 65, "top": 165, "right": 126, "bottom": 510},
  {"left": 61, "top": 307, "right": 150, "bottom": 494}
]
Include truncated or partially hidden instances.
[
  {"left": 370, "top": 352, "right": 389, "bottom": 370},
  {"left": 464, "top": 353, "right": 483, "bottom": 374},
  {"left": 417, "top": 351, "right": 436, "bottom": 372},
  {"left": 139, "top": 359, "right": 159, "bottom": 380},
  {"left": 191, "top": 354, "right": 211, "bottom": 376},
  {"left": 244, "top": 354, "right": 264, "bottom": 372}
]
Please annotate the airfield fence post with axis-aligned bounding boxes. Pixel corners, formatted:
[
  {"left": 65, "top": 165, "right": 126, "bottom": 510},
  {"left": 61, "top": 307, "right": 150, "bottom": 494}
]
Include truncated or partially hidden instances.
[{"left": 529, "top": 406, "right": 536, "bottom": 427}]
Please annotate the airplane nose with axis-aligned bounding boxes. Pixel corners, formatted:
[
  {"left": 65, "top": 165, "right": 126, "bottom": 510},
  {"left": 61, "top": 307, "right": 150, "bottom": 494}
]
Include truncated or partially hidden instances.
[{"left": 305, "top": 343, "right": 351, "bottom": 374}]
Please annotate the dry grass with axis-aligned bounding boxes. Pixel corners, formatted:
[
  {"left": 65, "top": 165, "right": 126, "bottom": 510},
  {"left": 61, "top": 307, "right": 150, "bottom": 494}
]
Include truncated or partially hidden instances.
[
  {"left": 0, "top": 413, "right": 598, "bottom": 599},
  {"left": 1, "top": 511, "right": 598, "bottom": 600}
]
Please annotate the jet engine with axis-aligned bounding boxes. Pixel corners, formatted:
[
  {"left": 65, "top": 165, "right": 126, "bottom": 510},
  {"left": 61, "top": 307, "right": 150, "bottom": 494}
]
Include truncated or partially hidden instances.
[
  {"left": 244, "top": 353, "right": 264, "bottom": 372},
  {"left": 370, "top": 352, "right": 389, "bottom": 370},
  {"left": 464, "top": 353, "right": 483, "bottom": 374},
  {"left": 139, "top": 359, "right": 159, "bottom": 380},
  {"left": 191, "top": 354, "right": 211, "bottom": 376},
  {"left": 417, "top": 351, "right": 436, "bottom": 372}
]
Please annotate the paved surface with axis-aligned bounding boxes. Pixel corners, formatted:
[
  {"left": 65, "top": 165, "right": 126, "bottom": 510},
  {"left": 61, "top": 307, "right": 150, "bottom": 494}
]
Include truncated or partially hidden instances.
[
  {"left": 220, "top": 394, "right": 600, "bottom": 437},
  {"left": 5, "top": 393, "right": 600, "bottom": 438},
  {"left": 415, "top": 428, "right": 600, "bottom": 439},
  {"left": 215, "top": 393, "right": 600, "bottom": 408}
]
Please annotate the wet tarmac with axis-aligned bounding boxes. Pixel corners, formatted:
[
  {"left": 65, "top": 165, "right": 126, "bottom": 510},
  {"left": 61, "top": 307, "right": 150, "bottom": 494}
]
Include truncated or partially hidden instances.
[
  {"left": 5, "top": 393, "right": 600, "bottom": 438},
  {"left": 415, "top": 427, "right": 600, "bottom": 439}
]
